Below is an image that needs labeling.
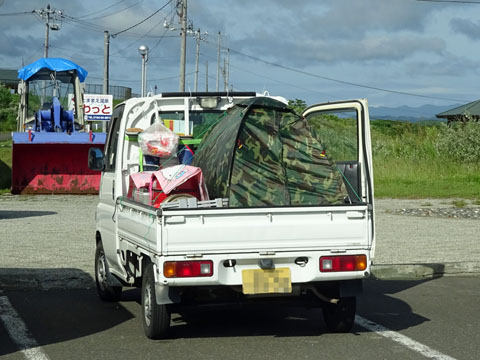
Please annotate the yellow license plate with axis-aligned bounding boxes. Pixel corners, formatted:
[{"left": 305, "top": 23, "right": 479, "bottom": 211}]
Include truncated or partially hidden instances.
[{"left": 242, "top": 268, "right": 292, "bottom": 295}]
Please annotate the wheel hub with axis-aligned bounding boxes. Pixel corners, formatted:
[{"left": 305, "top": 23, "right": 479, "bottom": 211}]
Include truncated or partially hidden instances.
[
  {"left": 144, "top": 286, "right": 152, "bottom": 327},
  {"left": 97, "top": 254, "right": 108, "bottom": 290}
]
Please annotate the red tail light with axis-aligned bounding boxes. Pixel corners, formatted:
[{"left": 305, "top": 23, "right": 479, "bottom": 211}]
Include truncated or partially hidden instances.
[
  {"left": 320, "top": 255, "right": 367, "bottom": 272},
  {"left": 164, "top": 260, "right": 213, "bottom": 278}
]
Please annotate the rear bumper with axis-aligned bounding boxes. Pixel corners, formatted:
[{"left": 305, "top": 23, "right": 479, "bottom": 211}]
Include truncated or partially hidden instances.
[
  {"left": 153, "top": 250, "right": 371, "bottom": 305},
  {"left": 156, "top": 250, "right": 371, "bottom": 286}
]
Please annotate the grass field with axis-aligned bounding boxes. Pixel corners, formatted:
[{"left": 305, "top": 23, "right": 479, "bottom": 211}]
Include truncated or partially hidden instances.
[
  {"left": 370, "top": 119, "right": 480, "bottom": 199},
  {"left": 1, "top": 117, "right": 479, "bottom": 199},
  {"left": 0, "top": 137, "right": 12, "bottom": 193},
  {"left": 374, "top": 159, "right": 480, "bottom": 198}
]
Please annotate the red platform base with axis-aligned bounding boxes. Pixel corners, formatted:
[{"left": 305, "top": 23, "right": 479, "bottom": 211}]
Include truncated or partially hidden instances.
[{"left": 11, "top": 143, "right": 103, "bottom": 194}]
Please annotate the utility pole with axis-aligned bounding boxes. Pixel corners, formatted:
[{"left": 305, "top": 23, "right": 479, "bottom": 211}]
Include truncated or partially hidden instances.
[
  {"left": 44, "top": 10, "right": 50, "bottom": 58},
  {"left": 103, "top": 31, "right": 110, "bottom": 96},
  {"left": 193, "top": 29, "right": 207, "bottom": 92},
  {"left": 223, "top": 57, "right": 227, "bottom": 91},
  {"left": 225, "top": 48, "right": 230, "bottom": 91},
  {"left": 216, "top": 31, "right": 221, "bottom": 91},
  {"left": 34, "top": 4, "right": 62, "bottom": 58},
  {"left": 179, "top": 0, "right": 187, "bottom": 92},
  {"left": 103, "top": 31, "right": 110, "bottom": 132},
  {"left": 194, "top": 29, "right": 200, "bottom": 92},
  {"left": 205, "top": 60, "right": 208, "bottom": 92},
  {"left": 34, "top": 5, "right": 62, "bottom": 104}
]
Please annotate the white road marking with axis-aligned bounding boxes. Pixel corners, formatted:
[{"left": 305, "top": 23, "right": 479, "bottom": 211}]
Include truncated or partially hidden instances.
[
  {"left": 0, "top": 296, "right": 50, "bottom": 360},
  {"left": 355, "top": 315, "right": 456, "bottom": 360}
]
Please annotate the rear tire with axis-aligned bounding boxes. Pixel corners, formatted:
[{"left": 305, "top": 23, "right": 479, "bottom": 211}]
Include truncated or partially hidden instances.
[
  {"left": 323, "top": 297, "right": 356, "bottom": 333},
  {"left": 95, "top": 241, "right": 122, "bottom": 302},
  {"left": 142, "top": 263, "right": 171, "bottom": 339}
]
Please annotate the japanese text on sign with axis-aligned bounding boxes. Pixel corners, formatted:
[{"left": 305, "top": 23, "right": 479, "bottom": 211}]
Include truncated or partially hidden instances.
[{"left": 84, "top": 94, "right": 113, "bottom": 121}]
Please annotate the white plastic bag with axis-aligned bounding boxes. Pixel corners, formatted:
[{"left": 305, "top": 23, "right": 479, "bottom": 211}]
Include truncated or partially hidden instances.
[{"left": 138, "top": 122, "right": 179, "bottom": 157}]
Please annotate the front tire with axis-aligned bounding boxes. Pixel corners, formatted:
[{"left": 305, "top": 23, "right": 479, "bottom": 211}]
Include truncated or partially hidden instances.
[
  {"left": 142, "top": 263, "right": 171, "bottom": 339},
  {"left": 95, "top": 241, "right": 122, "bottom": 302},
  {"left": 323, "top": 297, "right": 356, "bottom": 333}
]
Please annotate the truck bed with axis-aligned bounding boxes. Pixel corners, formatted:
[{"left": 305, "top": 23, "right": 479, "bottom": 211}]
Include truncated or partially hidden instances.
[{"left": 116, "top": 198, "right": 373, "bottom": 256}]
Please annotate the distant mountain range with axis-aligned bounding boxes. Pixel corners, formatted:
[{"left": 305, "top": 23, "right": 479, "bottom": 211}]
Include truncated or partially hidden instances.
[{"left": 369, "top": 104, "right": 461, "bottom": 122}]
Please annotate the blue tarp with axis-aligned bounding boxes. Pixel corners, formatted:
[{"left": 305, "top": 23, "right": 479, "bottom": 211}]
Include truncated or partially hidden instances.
[{"left": 17, "top": 58, "right": 88, "bottom": 82}]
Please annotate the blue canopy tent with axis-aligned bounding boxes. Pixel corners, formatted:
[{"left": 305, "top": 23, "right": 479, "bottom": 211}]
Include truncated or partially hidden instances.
[{"left": 17, "top": 57, "right": 88, "bottom": 82}]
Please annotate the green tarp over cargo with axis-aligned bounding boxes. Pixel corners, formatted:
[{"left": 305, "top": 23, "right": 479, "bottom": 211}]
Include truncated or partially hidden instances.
[{"left": 193, "top": 97, "right": 348, "bottom": 207}]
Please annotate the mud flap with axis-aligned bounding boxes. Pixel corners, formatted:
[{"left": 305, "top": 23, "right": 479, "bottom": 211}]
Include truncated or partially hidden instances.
[{"left": 339, "top": 279, "right": 363, "bottom": 298}]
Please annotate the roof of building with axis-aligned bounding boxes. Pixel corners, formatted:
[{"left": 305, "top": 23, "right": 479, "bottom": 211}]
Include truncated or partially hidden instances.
[
  {"left": 0, "top": 69, "right": 20, "bottom": 85},
  {"left": 436, "top": 99, "right": 480, "bottom": 119}
]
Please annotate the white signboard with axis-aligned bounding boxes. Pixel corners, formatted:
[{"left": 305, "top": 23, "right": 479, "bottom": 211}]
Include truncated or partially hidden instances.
[
  {"left": 84, "top": 94, "right": 113, "bottom": 121},
  {"left": 68, "top": 93, "right": 75, "bottom": 111}
]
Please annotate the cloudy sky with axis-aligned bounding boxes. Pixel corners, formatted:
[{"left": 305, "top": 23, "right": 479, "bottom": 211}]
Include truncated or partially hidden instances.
[{"left": 1, "top": 0, "right": 480, "bottom": 108}]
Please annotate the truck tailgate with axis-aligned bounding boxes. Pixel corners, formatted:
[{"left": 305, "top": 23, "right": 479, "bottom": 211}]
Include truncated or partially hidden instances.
[{"left": 162, "top": 205, "right": 372, "bottom": 255}]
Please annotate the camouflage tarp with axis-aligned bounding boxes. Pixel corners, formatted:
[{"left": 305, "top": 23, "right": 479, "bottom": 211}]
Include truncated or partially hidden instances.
[{"left": 193, "top": 97, "right": 348, "bottom": 207}]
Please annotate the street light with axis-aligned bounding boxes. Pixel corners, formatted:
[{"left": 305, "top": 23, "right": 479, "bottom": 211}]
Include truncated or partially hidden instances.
[{"left": 138, "top": 45, "right": 149, "bottom": 97}]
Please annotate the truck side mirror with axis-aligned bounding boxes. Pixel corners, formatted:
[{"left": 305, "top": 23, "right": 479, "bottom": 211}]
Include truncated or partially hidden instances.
[{"left": 88, "top": 147, "right": 105, "bottom": 171}]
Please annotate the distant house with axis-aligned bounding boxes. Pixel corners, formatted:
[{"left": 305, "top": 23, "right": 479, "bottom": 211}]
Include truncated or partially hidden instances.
[
  {"left": 0, "top": 68, "right": 19, "bottom": 91},
  {"left": 1, "top": 68, "right": 132, "bottom": 99},
  {"left": 436, "top": 100, "right": 480, "bottom": 124}
]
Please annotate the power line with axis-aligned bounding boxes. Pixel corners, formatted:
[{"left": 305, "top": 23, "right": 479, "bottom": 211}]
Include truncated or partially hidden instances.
[
  {"left": 79, "top": 0, "right": 145, "bottom": 21},
  {"left": 75, "top": 0, "right": 128, "bottom": 19},
  {"left": 0, "top": 11, "right": 34, "bottom": 16},
  {"left": 111, "top": 0, "right": 172, "bottom": 38},
  {"left": 416, "top": 0, "right": 480, "bottom": 3},
  {"left": 416, "top": 0, "right": 480, "bottom": 4},
  {"left": 109, "top": 19, "right": 171, "bottom": 57},
  {"left": 61, "top": 16, "right": 177, "bottom": 38},
  {"left": 201, "top": 52, "right": 338, "bottom": 99},
  {"left": 203, "top": 40, "right": 470, "bottom": 103},
  {"left": 88, "top": 72, "right": 193, "bottom": 83}
]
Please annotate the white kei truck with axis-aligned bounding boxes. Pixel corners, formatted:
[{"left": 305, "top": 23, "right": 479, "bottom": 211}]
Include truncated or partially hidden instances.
[{"left": 88, "top": 91, "right": 375, "bottom": 339}]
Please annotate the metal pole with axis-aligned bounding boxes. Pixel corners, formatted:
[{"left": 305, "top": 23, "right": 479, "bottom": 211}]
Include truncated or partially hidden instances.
[
  {"left": 42, "top": 6, "right": 50, "bottom": 104},
  {"left": 179, "top": 0, "right": 187, "bottom": 92},
  {"left": 103, "top": 31, "right": 110, "bottom": 132},
  {"left": 43, "top": 4, "right": 51, "bottom": 58},
  {"left": 144, "top": 53, "right": 148, "bottom": 96},
  {"left": 103, "top": 31, "right": 110, "bottom": 96},
  {"left": 141, "top": 55, "right": 146, "bottom": 97},
  {"left": 194, "top": 29, "right": 200, "bottom": 92},
  {"left": 216, "top": 31, "right": 221, "bottom": 91},
  {"left": 226, "top": 48, "right": 230, "bottom": 91},
  {"left": 206, "top": 60, "right": 208, "bottom": 92},
  {"left": 44, "top": 22, "right": 49, "bottom": 58}
]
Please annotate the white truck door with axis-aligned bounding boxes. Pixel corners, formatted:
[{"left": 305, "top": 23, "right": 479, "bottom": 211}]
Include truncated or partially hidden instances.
[
  {"left": 302, "top": 99, "right": 375, "bottom": 254},
  {"left": 97, "top": 104, "right": 124, "bottom": 272}
]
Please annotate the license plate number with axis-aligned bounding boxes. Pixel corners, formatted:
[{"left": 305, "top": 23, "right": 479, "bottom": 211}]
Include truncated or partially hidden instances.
[{"left": 242, "top": 268, "right": 292, "bottom": 295}]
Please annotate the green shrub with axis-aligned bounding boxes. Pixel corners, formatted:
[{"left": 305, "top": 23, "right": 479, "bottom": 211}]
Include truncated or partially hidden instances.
[
  {"left": 0, "top": 85, "right": 18, "bottom": 132},
  {"left": 288, "top": 98, "right": 307, "bottom": 115},
  {"left": 436, "top": 122, "right": 480, "bottom": 163},
  {"left": 371, "top": 119, "right": 444, "bottom": 161}
]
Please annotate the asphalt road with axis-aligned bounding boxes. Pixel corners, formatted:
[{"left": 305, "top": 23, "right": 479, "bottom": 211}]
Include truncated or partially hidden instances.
[
  {"left": 1, "top": 276, "right": 479, "bottom": 360},
  {"left": 1, "top": 195, "right": 479, "bottom": 283},
  {"left": 0, "top": 195, "right": 479, "bottom": 359}
]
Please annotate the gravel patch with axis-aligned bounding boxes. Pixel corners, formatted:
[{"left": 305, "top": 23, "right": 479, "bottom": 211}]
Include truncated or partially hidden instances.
[
  {"left": 389, "top": 207, "right": 480, "bottom": 219},
  {"left": 0, "top": 195, "right": 478, "bottom": 282}
]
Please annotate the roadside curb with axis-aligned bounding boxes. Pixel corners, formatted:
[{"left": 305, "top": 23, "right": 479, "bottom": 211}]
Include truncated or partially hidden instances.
[
  {"left": 371, "top": 261, "right": 480, "bottom": 280},
  {"left": 1, "top": 263, "right": 480, "bottom": 291},
  {"left": 0, "top": 268, "right": 95, "bottom": 291}
]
